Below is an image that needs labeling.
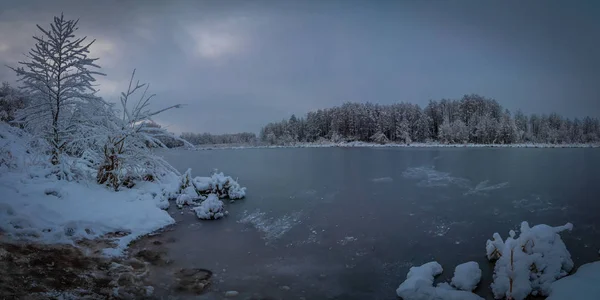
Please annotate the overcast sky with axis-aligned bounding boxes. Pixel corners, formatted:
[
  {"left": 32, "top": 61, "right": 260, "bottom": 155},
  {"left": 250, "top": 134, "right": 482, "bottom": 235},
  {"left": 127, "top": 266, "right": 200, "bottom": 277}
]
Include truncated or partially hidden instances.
[{"left": 1, "top": 0, "right": 599, "bottom": 134}]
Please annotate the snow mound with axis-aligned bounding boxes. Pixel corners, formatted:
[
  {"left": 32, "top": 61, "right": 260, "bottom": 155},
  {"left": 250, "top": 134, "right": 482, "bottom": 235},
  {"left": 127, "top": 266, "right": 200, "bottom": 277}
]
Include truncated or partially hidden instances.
[
  {"left": 548, "top": 261, "right": 600, "bottom": 300},
  {"left": 451, "top": 261, "right": 481, "bottom": 291},
  {"left": 396, "top": 261, "right": 483, "bottom": 300},
  {"left": 193, "top": 194, "right": 228, "bottom": 220},
  {"left": 486, "top": 221, "right": 574, "bottom": 300}
]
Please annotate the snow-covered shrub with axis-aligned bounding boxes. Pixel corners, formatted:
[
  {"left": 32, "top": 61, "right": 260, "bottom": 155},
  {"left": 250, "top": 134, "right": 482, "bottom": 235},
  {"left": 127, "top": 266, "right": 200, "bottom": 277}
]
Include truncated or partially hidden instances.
[
  {"left": 396, "top": 261, "right": 483, "bottom": 300},
  {"left": 95, "top": 70, "right": 191, "bottom": 190},
  {"left": 192, "top": 170, "right": 246, "bottom": 200},
  {"left": 486, "top": 221, "right": 574, "bottom": 300},
  {"left": 193, "top": 194, "right": 228, "bottom": 220}
]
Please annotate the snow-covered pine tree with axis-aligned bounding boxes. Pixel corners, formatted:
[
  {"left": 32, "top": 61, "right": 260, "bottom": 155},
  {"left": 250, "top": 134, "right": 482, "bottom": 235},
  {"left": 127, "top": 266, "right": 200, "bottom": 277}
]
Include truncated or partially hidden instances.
[{"left": 9, "top": 14, "right": 106, "bottom": 166}]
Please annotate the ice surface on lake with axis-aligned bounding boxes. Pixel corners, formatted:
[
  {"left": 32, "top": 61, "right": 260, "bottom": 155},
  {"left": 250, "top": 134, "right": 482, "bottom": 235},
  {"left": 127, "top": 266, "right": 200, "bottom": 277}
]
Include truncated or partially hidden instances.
[
  {"left": 238, "top": 209, "right": 303, "bottom": 243},
  {"left": 371, "top": 177, "right": 393, "bottom": 183},
  {"left": 402, "top": 166, "right": 470, "bottom": 188},
  {"left": 464, "top": 180, "right": 509, "bottom": 196}
]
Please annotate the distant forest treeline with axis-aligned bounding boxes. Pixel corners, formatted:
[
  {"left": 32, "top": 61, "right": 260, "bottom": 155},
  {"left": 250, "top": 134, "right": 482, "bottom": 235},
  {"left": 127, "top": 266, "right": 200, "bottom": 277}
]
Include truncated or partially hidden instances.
[
  {"left": 259, "top": 94, "right": 600, "bottom": 145},
  {"left": 180, "top": 132, "right": 257, "bottom": 145}
]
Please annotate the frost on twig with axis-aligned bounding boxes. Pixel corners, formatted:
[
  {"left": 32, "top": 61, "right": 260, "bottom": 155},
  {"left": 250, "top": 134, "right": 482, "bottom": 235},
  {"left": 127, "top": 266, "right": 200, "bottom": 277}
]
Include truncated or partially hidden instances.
[{"left": 96, "top": 69, "right": 192, "bottom": 190}]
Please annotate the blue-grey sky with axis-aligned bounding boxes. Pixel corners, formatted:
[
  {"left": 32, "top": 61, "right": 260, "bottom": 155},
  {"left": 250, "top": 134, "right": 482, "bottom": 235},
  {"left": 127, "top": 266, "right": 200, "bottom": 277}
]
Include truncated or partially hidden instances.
[{"left": 1, "top": 0, "right": 599, "bottom": 134}]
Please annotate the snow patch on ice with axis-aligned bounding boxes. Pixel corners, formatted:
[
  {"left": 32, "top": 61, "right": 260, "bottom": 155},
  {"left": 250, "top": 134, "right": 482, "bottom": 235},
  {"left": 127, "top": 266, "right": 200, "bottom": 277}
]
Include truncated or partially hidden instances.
[
  {"left": 337, "top": 236, "right": 358, "bottom": 246},
  {"left": 512, "top": 195, "right": 567, "bottom": 213},
  {"left": 402, "top": 166, "right": 470, "bottom": 188},
  {"left": 464, "top": 180, "right": 509, "bottom": 196},
  {"left": 238, "top": 210, "right": 303, "bottom": 243},
  {"left": 371, "top": 177, "right": 393, "bottom": 183}
]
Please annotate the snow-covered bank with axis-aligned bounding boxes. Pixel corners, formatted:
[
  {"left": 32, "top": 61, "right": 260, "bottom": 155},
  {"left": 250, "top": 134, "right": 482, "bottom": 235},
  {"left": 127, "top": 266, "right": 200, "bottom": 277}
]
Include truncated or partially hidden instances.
[
  {"left": 191, "top": 141, "right": 600, "bottom": 150},
  {"left": 0, "top": 124, "right": 246, "bottom": 256}
]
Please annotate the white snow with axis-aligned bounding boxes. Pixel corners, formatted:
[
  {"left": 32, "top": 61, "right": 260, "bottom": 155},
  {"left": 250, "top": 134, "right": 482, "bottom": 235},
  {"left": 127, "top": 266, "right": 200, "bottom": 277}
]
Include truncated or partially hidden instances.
[
  {"left": 193, "top": 194, "right": 228, "bottom": 220},
  {"left": 396, "top": 261, "right": 483, "bottom": 300},
  {"left": 192, "top": 171, "right": 246, "bottom": 200},
  {"left": 486, "top": 221, "right": 574, "bottom": 300},
  {"left": 0, "top": 169, "right": 175, "bottom": 256},
  {"left": 0, "top": 124, "right": 246, "bottom": 255},
  {"left": 547, "top": 261, "right": 600, "bottom": 300},
  {"left": 451, "top": 261, "right": 482, "bottom": 291}
]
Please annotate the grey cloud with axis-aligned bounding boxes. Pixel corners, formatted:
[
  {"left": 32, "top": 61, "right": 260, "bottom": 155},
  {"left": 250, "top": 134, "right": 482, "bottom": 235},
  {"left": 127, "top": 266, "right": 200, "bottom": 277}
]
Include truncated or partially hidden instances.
[{"left": 1, "top": 0, "right": 599, "bottom": 134}]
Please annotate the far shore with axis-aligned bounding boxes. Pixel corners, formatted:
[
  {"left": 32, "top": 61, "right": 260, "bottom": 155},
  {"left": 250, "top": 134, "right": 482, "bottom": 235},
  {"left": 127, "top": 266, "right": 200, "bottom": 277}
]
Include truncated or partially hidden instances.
[{"left": 179, "top": 141, "right": 600, "bottom": 150}]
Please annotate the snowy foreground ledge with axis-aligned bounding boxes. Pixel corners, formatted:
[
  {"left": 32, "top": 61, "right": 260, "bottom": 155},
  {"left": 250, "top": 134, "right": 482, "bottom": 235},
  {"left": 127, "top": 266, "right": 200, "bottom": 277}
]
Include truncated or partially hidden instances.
[
  {"left": 0, "top": 168, "right": 246, "bottom": 256},
  {"left": 396, "top": 222, "right": 600, "bottom": 300},
  {"left": 0, "top": 125, "right": 245, "bottom": 256}
]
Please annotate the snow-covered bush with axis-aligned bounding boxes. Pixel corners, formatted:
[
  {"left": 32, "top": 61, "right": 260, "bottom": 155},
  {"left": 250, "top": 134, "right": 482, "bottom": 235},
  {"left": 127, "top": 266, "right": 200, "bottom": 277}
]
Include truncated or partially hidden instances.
[
  {"left": 192, "top": 170, "right": 246, "bottom": 200},
  {"left": 486, "top": 221, "right": 574, "bottom": 300},
  {"left": 193, "top": 194, "right": 228, "bottom": 220}
]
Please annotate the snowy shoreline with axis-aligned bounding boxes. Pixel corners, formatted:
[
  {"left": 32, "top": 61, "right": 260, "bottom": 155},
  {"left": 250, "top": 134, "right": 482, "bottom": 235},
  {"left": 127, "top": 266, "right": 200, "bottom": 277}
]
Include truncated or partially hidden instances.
[{"left": 189, "top": 141, "right": 600, "bottom": 150}]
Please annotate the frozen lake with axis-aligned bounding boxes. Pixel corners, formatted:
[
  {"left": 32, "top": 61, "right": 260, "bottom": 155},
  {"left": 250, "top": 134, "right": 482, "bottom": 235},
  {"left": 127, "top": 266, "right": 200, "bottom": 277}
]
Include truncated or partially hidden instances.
[{"left": 148, "top": 147, "right": 600, "bottom": 299}]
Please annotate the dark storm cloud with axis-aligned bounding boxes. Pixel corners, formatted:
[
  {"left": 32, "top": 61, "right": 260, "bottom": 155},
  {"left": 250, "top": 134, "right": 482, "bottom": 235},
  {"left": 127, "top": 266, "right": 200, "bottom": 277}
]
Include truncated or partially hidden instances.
[{"left": 1, "top": 0, "right": 599, "bottom": 134}]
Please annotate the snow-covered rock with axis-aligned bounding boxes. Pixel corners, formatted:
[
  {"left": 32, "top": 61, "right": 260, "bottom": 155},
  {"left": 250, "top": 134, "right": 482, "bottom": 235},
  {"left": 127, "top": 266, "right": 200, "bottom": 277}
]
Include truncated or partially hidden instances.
[
  {"left": 548, "top": 261, "right": 600, "bottom": 300},
  {"left": 396, "top": 261, "right": 483, "bottom": 300},
  {"left": 451, "top": 261, "right": 481, "bottom": 291},
  {"left": 193, "top": 194, "right": 228, "bottom": 220},
  {"left": 486, "top": 221, "right": 574, "bottom": 300}
]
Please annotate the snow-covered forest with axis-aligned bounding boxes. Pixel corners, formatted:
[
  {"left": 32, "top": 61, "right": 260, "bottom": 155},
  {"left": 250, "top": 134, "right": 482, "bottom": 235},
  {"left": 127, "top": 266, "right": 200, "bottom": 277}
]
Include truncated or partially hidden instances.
[
  {"left": 180, "top": 132, "right": 257, "bottom": 145},
  {"left": 259, "top": 97, "right": 600, "bottom": 145}
]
